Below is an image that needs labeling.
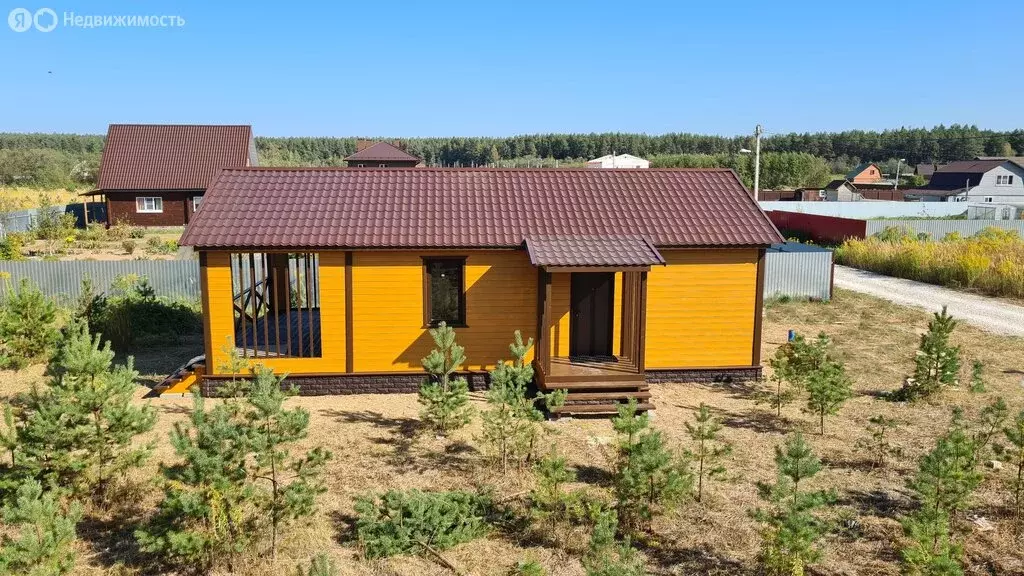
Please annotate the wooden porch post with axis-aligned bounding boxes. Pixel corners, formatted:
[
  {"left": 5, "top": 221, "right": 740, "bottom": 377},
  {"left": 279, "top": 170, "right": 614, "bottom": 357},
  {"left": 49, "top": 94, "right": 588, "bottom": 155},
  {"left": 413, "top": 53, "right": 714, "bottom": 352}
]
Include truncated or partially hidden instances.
[
  {"left": 636, "top": 271, "right": 648, "bottom": 374},
  {"left": 535, "top": 268, "right": 552, "bottom": 378}
]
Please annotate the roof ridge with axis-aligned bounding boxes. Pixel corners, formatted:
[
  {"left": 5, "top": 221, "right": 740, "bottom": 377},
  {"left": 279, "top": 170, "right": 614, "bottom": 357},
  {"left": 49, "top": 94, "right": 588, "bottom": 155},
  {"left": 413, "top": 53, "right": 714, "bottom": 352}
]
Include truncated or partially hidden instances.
[{"left": 218, "top": 166, "right": 737, "bottom": 172}]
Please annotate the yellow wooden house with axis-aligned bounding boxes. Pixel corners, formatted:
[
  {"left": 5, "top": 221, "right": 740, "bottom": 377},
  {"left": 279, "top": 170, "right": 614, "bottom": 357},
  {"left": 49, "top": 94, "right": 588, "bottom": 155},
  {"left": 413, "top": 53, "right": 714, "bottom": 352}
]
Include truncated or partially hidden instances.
[{"left": 175, "top": 168, "right": 782, "bottom": 413}]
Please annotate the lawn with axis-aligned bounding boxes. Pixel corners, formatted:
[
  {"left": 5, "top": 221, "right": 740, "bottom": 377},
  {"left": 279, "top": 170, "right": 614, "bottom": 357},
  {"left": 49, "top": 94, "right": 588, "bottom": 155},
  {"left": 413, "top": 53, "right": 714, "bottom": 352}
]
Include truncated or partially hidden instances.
[{"left": 2, "top": 289, "right": 1023, "bottom": 575}]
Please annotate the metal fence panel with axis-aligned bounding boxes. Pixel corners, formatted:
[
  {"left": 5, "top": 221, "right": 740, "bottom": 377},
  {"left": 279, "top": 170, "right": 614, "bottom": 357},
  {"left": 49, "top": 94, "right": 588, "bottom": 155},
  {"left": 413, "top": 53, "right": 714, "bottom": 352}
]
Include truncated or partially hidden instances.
[
  {"left": 764, "top": 251, "right": 833, "bottom": 300},
  {"left": 0, "top": 260, "right": 200, "bottom": 303},
  {"left": 864, "top": 219, "right": 1024, "bottom": 238},
  {"left": 759, "top": 201, "right": 968, "bottom": 219}
]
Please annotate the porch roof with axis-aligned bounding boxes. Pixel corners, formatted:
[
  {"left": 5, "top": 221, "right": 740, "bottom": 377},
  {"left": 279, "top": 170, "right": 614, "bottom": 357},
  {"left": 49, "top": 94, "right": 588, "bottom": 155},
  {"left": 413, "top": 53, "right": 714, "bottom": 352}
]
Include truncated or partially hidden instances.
[{"left": 525, "top": 235, "right": 665, "bottom": 268}]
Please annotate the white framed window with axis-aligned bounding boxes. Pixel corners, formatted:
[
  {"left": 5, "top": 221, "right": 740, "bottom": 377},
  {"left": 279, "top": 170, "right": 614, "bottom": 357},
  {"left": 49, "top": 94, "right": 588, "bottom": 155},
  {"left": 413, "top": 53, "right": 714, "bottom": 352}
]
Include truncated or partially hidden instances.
[
  {"left": 984, "top": 196, "right": 994, "bottom": 203},
  {"left": 379, "top": 163, "right": 387, "bottom": 167},
  {"left": 136, "top": 196, "right": 163, "bottom": 213},
  {"left": 192, "top": 196, "right": 203, "bottom": 212},
  {"left": 996, "top": 174, "right": 1014, "bottom": 186},
  {"left": 356, "top": 163, "right": 364, "bottom": 167}
]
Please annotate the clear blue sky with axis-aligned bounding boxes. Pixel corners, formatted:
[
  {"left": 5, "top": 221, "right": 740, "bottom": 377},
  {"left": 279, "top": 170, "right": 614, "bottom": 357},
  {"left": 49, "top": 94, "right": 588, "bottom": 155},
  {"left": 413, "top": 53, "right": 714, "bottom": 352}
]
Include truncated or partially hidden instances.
[{"left": 1, "top": 0, "right": 1021, "bottom": 138}]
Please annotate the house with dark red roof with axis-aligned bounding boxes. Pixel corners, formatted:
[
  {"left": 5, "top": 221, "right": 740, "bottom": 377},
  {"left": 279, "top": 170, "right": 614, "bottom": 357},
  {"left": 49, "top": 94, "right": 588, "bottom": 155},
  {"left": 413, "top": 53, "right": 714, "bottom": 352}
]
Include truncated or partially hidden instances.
[
  {"left": 92, "top": 124, "right": 257, "bottom": 227},
  {"left": 344, "top": 140, "right": 421, "bottom": 167},
  {"left": 173, "top": 167, "right": 782, "bottom": 413}
]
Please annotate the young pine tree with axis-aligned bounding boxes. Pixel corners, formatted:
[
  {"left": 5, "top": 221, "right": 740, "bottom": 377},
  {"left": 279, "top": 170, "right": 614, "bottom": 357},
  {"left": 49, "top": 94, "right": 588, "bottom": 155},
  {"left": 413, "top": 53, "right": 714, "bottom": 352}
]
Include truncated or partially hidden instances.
[
  {"left": 968, "top": 360, "right": 986, "bottom": 394},
  {"left": 804, "top": 359, "right": 853, "bottom": 435},
  {"left": 244, "top": 367, "right": 332, "bottom": 560},
  {"left": 584, "top": 507, "right": 645, "bottom": 576},
  {"left": 901, "top": 409, "right": 984, "bottom": 574},
  {"left": 418, "top": 323, "right": 474, "bottom": 435},
  {"left": 612, "top": 400, "right": 692, "bottom": 534},
  {"left": 901, "top": 306, "right": 961, "bottom": 400},
  {"left": 683, "top": 404, "right": 731, "bottom": 502},
  {"left": 480, "top": 331, "right": 565, "bottom": 473},
  {"left": 0, "top": 479, "right": 82, "bottom": 576},
  {"left": 1002, "top": 410, "right": 1024, "bottom": 529},
  {"left": 530, "top": 451, "right": 577, "bottom": 530},
  {"left": 751, "top": 434, "right": 835, "bottom": 576},
  {"left": 3, "top": 320, "right": 156, "bottom": 499},
  {"left": 0, "top": 278, "right": 60, "bottom": 369},
  {"left": 855, "top": 414, "right": 902, "bottom": 469}
]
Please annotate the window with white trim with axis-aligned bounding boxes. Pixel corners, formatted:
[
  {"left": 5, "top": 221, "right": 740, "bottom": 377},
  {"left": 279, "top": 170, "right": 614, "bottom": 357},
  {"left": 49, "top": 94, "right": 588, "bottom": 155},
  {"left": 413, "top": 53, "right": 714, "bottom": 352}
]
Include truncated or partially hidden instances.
[
  {"left": 192, "top": 196, "right": 203, "bottom": 212},
  {"left": 379, "top": 163, "right": 387, "bottom": 167},
  {"left": 996, "top": 174, "right": 1014, "bottom": 186},
  {"left": 136, "top": 196, "right": 163, "bottom": 213},
  {"left": 984, "top": 197, "right": 994, "bottom": 203}
]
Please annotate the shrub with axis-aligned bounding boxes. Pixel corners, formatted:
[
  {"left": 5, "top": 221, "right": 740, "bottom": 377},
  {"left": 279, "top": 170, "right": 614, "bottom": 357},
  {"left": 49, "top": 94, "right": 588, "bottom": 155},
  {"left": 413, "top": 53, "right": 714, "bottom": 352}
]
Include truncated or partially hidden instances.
[
  {"left": 418, "top": 322, "right": 473, "bottom": 435},
  {"left": 1002, "top": 410, "right": 1024, "bottom": 529},
  {"left": 353, "top": 489, "right": 492, "bottom": 558},
  {"left": 855, "top": 414, "right": 902, "bottom": 469},
  {"left": 0, "top": 479, "right": 82, "bottom": 576},
  {"left": 105, "top": 220, "right": 136, "bottom": 241},
  {"left": 295, "top": 554, "right": 339, "bottom": 576},
  {"left": 121, "top": 239, "right": 136, "bottom": 255},
  {"left": 32, "top": 195, "right": 77, "bottom": 256},
  {"left": 0, "top": 233, "right": 25, "bottom": 261},
  {"left": 0, "top": 278, "right": 59, "bottom": 369},
  {"left": 144, "top": 236, "right": 178, "bottom": 255},
  {"left": 86, "top": 275, "right": 201, "bottom": 350}
]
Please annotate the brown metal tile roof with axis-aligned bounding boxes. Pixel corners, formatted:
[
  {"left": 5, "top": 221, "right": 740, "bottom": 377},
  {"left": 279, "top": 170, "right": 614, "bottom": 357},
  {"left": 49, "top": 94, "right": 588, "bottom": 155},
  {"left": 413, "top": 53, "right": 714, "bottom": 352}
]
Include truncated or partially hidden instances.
[
  {"left": 179, "top": 168, "right": 783, "bottom": 250},
  {"left": 97, "top": 124, "right": 253, "bottom": 190},
  {"left": 525, "top": 236, "right": 664, "bottom": 267},
  {"left": 343, "top": 141, "right": 420, "bottom": 162}
]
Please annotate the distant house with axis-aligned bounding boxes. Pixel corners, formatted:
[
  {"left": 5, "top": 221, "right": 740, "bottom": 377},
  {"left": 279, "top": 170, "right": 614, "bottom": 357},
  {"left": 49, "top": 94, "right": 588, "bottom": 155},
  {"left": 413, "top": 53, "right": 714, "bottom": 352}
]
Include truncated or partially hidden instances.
[
  {"left": 846, "top": 162, "right": 885, "bottom": 184},
  {"left": 824, "top": 179, "right": 861, "bottom": 202},
  {"left": 93, "top": 124, "right": 256, "bottom": 227},
  {"left": 916, "top": 163, "right": 942, "bottom": 179},
  {"left": 905, "top": 159, "right": 1024, "bottom": 204},
  {"left": 344, "top": 140, "right": 421, "bottom": 167},
  {"left": 587, "top": 154, "right": 650, "bottom": 169}
]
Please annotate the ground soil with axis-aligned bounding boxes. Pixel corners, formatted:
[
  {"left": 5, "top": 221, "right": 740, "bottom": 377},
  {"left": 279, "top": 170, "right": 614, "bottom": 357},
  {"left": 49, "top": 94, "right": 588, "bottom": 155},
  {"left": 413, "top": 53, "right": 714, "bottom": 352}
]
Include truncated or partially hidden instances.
[{"left": 2, "top": 288, "right": 1023, "bottom": 575}]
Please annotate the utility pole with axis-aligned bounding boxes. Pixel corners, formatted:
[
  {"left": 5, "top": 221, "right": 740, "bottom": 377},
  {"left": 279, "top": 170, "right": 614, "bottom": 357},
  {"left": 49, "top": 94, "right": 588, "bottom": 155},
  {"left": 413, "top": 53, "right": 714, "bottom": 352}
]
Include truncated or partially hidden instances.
[
  {"left": 895, "top": 158, "right": 905, "bottom": 190},
  {"left": 753, "top": 124, "right": 763, "bottom": 201}
]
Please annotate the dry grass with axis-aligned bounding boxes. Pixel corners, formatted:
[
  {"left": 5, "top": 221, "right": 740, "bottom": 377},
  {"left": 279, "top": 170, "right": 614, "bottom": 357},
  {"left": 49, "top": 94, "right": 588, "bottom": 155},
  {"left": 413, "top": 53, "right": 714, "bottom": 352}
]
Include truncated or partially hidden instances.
[
  {"left": 2, "top": 289, "right": 1024, "bottom": 575},
  {"left": 0, "top": 186, "right": 85, "bottom": 211}
]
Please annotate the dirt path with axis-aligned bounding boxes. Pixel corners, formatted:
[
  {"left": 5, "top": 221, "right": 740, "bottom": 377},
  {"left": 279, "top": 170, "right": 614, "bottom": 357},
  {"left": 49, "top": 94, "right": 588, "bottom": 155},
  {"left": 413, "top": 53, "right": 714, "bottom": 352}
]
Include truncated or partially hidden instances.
[{"left": 833, "top": 265, "right": 1024, "bottom": 337}]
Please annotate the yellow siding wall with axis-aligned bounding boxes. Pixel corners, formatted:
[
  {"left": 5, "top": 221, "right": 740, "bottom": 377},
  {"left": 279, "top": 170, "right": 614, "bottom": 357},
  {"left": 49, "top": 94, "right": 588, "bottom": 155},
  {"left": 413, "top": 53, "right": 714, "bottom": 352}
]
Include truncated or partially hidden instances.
[
  {"left": 645, "top": 249, "right": 758, "bottom": 368},
  {"left": 351, "top": 251, "right": 537, "bottom": 372},
  {"left": 204, "top": 252, "right": 346, "bottom": 375}
]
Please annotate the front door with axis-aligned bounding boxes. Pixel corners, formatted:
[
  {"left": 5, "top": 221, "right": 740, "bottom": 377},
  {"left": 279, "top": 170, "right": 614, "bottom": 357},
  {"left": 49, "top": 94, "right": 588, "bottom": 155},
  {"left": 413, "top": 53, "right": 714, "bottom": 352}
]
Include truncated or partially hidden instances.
[{"left": 569, "top": 272, "right": 614, "bottom": 357}]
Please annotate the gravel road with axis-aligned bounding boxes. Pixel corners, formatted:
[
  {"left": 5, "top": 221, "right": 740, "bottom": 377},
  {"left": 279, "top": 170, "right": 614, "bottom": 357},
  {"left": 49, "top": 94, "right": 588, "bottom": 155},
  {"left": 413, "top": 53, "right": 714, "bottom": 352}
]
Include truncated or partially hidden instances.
[{"left": 833, "top": 265, "right": 1024, "bottom": 337}]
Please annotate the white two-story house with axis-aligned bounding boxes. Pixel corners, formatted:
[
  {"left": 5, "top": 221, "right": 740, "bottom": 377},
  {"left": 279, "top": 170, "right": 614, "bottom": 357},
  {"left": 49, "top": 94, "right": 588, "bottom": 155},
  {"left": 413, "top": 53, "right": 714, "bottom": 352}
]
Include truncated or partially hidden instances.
[{"left": 906, "top": 159, "right": 1024, "bottom": 211}]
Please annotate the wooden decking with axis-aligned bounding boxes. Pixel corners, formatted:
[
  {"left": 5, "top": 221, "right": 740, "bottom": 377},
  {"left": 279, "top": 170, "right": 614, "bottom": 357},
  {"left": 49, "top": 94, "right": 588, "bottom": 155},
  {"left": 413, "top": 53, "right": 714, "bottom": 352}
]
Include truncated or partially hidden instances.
[{"left": 537, "top": 356, "right": 650, "bottom": 415}]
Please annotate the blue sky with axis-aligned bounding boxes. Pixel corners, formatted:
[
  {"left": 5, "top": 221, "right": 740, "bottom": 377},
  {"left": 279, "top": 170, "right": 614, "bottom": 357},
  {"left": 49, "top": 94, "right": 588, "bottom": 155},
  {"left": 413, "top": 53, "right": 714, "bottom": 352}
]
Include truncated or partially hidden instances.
[{"left": 1, "top": 0, "right": 1021, "bottom": 137}]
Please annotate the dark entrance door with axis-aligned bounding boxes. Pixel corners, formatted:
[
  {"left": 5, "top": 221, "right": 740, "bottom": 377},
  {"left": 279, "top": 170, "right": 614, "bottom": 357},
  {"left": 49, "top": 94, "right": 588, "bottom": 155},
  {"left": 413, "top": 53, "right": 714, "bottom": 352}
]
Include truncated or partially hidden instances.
[{"left": 569, "top": 272, "right": 614, "bottom": 357}]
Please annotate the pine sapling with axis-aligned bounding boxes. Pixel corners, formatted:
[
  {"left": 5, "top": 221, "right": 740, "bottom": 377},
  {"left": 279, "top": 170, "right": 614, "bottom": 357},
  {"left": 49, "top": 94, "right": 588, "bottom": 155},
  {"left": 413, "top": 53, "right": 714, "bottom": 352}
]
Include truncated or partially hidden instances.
[
  {"left": 750, "top": 434, "right": 834, "bottom": 576},
  {"left": 0, "top": 479, "right": 82, "bottom": 576},
  {"left": 968, "top": 360, "right": 986, "bottom": 393},
  {"left": 855, "top": 414, "right": 902, "bottom": 469},
  {"left": 900, "top": 306, "right": 962, "bottom": 400},
  {"left": 0, "top": 278, "right": 59, "bottom": 369},
  {"left": 530, "top": 451, "right": 577, "bottom": 530},
  {"left": 244, "top": 367, "right": 332, "bottom": 560},
  {"left": 683, "top": 403, "right": 731, "bottom": 502},
  {"left": 611, "top": 400, "right": 692, "bottom": 534},
  {"left": 803, "top": 359, "right": 853, "bottom": 435},
  {"left": 1003, "top": 410, "right": 1024, "bottom": 529},
  {"left": 418, "top": 322, "right": 474, "bottom": 435}
]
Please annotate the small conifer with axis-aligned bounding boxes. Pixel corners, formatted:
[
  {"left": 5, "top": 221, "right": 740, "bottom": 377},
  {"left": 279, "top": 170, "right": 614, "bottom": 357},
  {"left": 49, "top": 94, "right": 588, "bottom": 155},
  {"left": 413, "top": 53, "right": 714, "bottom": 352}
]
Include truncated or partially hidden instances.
[
  {"left": 418, "top": 323, "right": 474, "bottom": 434},
  {"left": 683, "top": 404, "right": 731, "bottom": 502}
]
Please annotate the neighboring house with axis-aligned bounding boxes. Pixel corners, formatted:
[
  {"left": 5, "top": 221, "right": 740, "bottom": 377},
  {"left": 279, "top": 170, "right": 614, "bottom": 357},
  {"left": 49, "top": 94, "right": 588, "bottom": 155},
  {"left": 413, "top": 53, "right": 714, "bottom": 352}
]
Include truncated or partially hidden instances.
[
  {"left": 824, "top": 179, "right": 862, "bottom": 202},
  {"left": 586, "top": 154, "right": 650, "bottom": 169},
  {"left": 92, "top": 124, "right": 256, "bottom": 227},
  {"left": 905, "top": 159, "right": 1024, "bottom": 203},
  {"left": 178, "top": 168, "right": 782, "bottom": 413},
  {"left": 760, "top": 189, "right": 821, "bottom": 201},
  {"left": 916, "top": 163, "right": 942, "bottom": 179},
  {"left": 344, "top": 140, "right": 421, "bottom": 167},
  {"left": 846, "top": 162, "right": 885, "bottom": 184}
]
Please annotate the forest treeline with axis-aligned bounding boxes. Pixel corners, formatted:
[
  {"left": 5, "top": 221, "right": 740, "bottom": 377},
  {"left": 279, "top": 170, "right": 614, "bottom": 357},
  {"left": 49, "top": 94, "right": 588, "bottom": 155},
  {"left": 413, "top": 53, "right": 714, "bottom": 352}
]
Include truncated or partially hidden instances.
[{"left": 0, "top": 124, "right": 1020, "bottom": 190}]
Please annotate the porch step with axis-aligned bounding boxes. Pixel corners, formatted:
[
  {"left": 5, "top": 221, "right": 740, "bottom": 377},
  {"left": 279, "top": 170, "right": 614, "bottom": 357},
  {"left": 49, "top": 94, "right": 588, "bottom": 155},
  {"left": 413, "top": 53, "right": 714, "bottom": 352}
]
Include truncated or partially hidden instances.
[
  {"left": 551, "top": 402, "right": 654, "bottom": 415},
  {"left": 153, "top": 356, "right": 206, "bottom": 396},
  {"left": 560, "top": 390, "right": 652, "bottom": 402},
  {"left": 543, "top": 380, "right": 647, "bottom": 391}
]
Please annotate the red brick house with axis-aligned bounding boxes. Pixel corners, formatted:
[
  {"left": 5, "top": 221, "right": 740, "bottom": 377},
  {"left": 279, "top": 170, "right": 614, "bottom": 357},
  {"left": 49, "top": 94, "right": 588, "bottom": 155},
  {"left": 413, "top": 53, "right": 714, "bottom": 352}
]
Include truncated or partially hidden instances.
[
  {"left": 344, "top": 140, "right": 421, "bottom": 167},
  {"left": 92, "top": 124, "right": 257, "bottom": 227}
]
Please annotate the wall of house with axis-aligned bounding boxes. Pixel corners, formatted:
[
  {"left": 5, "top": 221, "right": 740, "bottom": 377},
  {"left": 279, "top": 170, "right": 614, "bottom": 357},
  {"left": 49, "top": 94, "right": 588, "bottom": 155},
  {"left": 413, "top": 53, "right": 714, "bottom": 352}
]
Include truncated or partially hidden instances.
[
  {"left": 964, "top": 164, "right": 1024, "bottom": 203},
  {"left": 345, "top": 160, "right": 419, "bottom": 168},
  {"left": 851, "top": 165, "right": 883, "bottom": 184},
  {"left": 106, "top": 190, "right": 201, "bottom": 226},
  {"left": 644, "top": 249, "right": 759, "bottom": 368}
]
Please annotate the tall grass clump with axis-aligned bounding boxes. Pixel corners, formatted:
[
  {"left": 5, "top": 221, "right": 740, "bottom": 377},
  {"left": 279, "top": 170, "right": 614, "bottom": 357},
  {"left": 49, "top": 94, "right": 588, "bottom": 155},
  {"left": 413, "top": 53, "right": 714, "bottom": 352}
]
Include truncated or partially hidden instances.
[{"left": 835, "top": 226, "right": 1024, "bottom": 298}]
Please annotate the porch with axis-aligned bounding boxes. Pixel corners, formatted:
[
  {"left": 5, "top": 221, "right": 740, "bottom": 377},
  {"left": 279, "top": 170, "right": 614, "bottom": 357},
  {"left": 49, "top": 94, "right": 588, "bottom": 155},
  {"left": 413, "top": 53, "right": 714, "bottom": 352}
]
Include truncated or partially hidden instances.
[{"left": 528, "top": 236, "right": 662, "bottom": 414}]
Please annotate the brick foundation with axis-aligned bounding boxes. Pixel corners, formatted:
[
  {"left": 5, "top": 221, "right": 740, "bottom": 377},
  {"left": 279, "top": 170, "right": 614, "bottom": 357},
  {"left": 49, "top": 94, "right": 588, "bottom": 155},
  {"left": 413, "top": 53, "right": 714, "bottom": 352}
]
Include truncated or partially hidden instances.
[
  {"left": 199, "top": 372, "right": 490, "bottom": 397},
  {"left": 644, "top": 366, "right": 761, "bottom": 384}
]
